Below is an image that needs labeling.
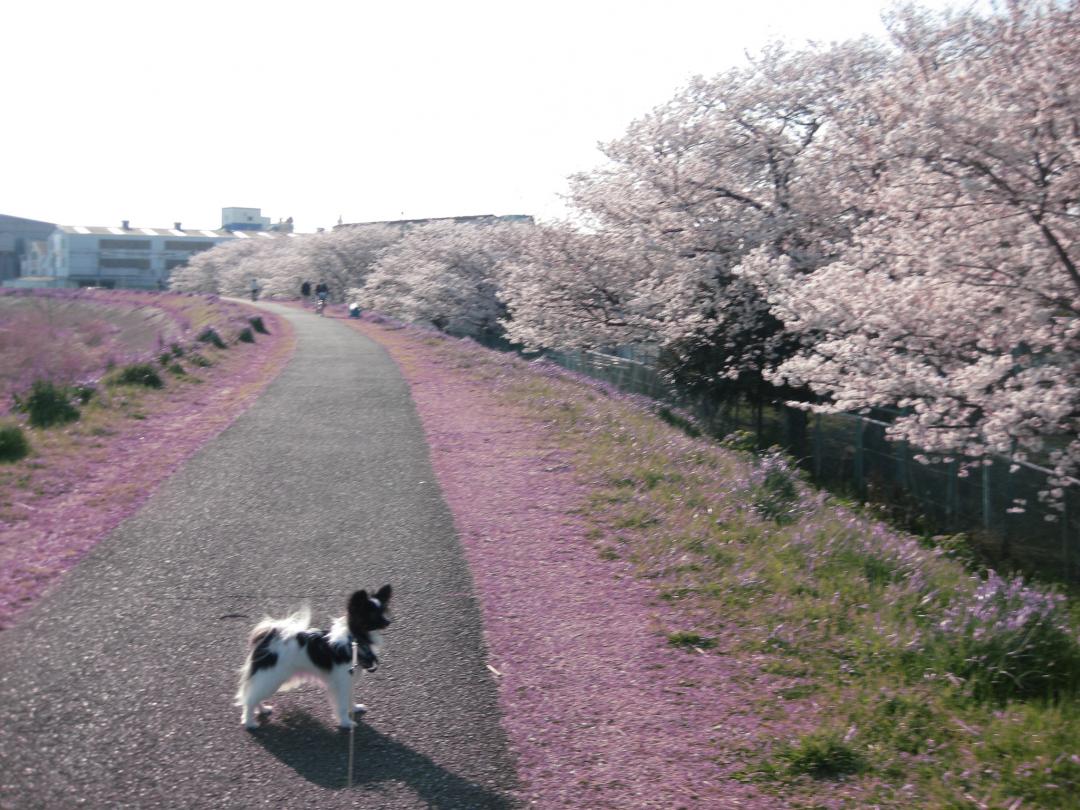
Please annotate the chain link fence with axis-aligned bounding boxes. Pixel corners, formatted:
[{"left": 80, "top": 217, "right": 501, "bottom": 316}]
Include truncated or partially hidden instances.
[{"left": 530, "top": 345, "right": 1079, "bottom": 582}]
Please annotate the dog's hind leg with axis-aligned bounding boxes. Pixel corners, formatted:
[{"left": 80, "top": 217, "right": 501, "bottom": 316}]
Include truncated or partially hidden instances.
[{"left": 239, "top": 669, "right": 288, "bottom": 729}]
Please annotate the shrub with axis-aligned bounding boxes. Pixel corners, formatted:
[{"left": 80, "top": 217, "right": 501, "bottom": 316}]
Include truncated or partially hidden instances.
[
  {"left": 866, "top": 693, "right": 938, "bottom": 755},
  {"left": 751, "top": 450, "right": 803, "bottom": 525},
  {"left": 779, "top": 731, "right": 866, "bottom": 779},
  {"left": 0, "top": 421, "right": 30, "bottom": 462},
  {"left": 721, "top": 429, "right": 758, "bottom": 453},
  {"left": 924, "top": 532, "right": 981, "bottom": 570},
  {"left": 656, "top": 406, "right": 701, "bottom": 438},
  {"left": 72, "top": 383, "right": 96, "bottom": 404},
  {"left": 158, "top": 351, "right": 172, "bottom": 366},
  {"left": 249, "top": 316, "right": 268, "bottom": 334},
  {"left": 187, "top": 353, "right": 212, "bottom": 367},
  {"left": 107, "top": 363, "right": 163, "bottom": 389},
  {"left": 933, "top": 571, "right": 1080, "bottom": 702},
  {"left": 13, "top": 380, "right": 80, "bottom": 428},
  {"left": 667, "top": 631, "right": 717, "bottom": 650},
  {"left": 197, "top": 327, "right": 226, "bottom": 349},
  {"left": 170, "top": 342, "right": 184, "bottom": 357},
  {"left": 166, "top": 362, "right": 186, "bottom": 376},
  {"left": 237, "top": 327, "right": 255, "bottom": 343}
]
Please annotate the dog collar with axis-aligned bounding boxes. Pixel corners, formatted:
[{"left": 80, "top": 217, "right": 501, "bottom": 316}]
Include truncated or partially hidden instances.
[{"left": 349, "top": 636, "right": 378, "bottom": 675}]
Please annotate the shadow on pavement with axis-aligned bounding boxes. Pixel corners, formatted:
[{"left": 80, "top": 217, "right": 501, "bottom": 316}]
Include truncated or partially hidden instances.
[{"left": 249, "top": 708, "right": 515, "bottom": 809}]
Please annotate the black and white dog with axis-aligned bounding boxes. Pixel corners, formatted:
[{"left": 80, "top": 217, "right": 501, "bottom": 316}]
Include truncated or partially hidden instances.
[{"left": 235, "top": 586, "right": 392, "bottom": 729}]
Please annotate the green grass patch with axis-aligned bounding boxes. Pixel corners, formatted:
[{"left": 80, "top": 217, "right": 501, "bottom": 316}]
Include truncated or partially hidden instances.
[
  {"left": 197, "top": 327, "right": 226, "bottom": 349},
  {"left": 0, "top": 421, "right": 30, "bottom": 462},
  {"left": 105, "top": 363, "right": 163, "bottom": 389},
  {"left": 612, "top": 509, "right": 661, "bottom": 530},
  {"left": 750, "top": 451, "right": 803, "bottom": 525},
  {"left": 775, "top": 731, "right": 866, "bottom": 779},
  {"left": 13, "top": 380, "right": 81, "bottom": 428},
  {"left": 655, "top": 405, "right": 701, "bottom": 438},
  {"left": 777, "top": 683, "right": 819, "bottom": 700},
  {"left": 666, "top": 631, "right": 717, "bottom": 650}
]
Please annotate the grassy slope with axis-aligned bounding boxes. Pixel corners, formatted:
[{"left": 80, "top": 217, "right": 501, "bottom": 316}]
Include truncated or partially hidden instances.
[
  {"left": 367, "top": 320, "right": 1080, "bottom": 809},
  {"left": 0, "top": 290, "right": 259, "bottom": 407},
  {"left": 0, "top": 295, "right": 294, "bottom": 629}
]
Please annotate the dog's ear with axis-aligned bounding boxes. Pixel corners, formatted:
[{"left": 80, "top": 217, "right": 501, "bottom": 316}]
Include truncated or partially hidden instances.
[
  {"left": 375, "top": 584, "right": 392, "bottom": 605},
  {"left": 348, "top": 590, "right": 369, "bottom": 614}
]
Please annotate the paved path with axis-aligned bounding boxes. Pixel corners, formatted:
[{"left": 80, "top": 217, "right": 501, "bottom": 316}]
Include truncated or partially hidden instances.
[{"left": 0, "top": 304, "right": 518, "bottom": 809}]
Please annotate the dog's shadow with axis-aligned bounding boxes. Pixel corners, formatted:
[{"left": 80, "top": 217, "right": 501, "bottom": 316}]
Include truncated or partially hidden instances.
[{"left": 249, "top": 709, "right": 515, "bottom": 809}]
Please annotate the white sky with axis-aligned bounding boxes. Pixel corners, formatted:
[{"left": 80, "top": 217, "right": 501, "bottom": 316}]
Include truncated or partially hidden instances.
[{"left": 3, "top": 0, "right": 973, "bottom": 233}]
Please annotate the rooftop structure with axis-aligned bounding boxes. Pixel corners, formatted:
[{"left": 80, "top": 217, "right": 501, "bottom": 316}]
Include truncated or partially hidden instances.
[{"left": 221, "top": 207, "right": 272, "bottom": 231}]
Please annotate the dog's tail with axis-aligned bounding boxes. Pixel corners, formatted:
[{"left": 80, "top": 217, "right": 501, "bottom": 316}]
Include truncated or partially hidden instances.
[{"left": 247, "top": 606, "right": 311, "bottom": 646}]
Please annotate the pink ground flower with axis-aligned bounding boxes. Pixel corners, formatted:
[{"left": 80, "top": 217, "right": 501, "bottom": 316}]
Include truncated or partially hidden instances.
[
  {"left": 348, "top": 318, "right": 792, "bottom": 809},
  {"left": 0, "top": 300, "right": 295, "bottom": 629}
]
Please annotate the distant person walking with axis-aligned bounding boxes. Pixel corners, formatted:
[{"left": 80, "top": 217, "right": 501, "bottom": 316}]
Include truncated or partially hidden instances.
[
  {"left": 250, "top": 278, "right": 260, "bottom": 302},
  {"left": 300, "top": 280, "right": 311, "bottom": 301},
  {"left": 315, "top": 280, "right": 329, "bottom": 316}
]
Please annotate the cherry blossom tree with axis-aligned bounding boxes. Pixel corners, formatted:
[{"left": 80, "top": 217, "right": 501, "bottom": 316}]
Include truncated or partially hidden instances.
[
  {"left": 358, "top": 221, "right": 529, "bottom": 335},
  {"left": 502, "top": 38, "right": 890, "bottom": 400},
  {"left": 741, "top": 0, "right": 1080, "bottom": 494},
  {"left": 169, "top": 237, "right": 278, "bottom": 296},
  {"left": 168, "top": 225, "right": 400, "bottom": 301},
  {"left": 291, "top": 224, "right": 401, "bottom": 302},
  {"left": 498, "top": 223, "right": 658, "bottom": 351}
]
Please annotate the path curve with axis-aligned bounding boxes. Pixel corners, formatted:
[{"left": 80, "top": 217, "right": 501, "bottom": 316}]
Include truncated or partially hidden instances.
[{"left": 0, "top": 303, "right": 517, "bottom": 809}]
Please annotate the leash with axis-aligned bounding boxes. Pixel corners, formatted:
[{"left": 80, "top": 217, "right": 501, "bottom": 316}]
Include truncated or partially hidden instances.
[{"left": 347, "top": 640, "right": 357, "bottom": 789}]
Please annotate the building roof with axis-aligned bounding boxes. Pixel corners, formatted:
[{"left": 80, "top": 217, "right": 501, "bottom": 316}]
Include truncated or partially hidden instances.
[
  {"left": 337, "top": 214, "right": 534, "bottom": 230},
  {"left": 0, "top": 214, "right": 57, "bottom": 229},
  {"left": 56, "top": 225, "right": 297, "bottom": 239}
]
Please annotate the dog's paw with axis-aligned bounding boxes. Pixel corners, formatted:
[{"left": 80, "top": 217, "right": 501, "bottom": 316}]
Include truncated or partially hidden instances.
[
  {"left": 352, "top": 703, "right": 368, "bottom": 717},
  {"left": 256, "top": 704, "right": 273, "bottom": 717},
  {"left": 338, "top": 719, "right": 356, "bottom": 730}
]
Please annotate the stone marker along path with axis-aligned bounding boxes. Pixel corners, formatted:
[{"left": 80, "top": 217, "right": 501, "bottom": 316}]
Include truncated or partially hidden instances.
[{"left": 0, "top": 302, "right": 517, "bottom": 809}]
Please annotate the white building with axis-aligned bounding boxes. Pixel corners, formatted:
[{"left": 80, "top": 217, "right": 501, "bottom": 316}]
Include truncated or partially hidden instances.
[{"left": 28, "top": 220, "right": 294, "bottom": 290}]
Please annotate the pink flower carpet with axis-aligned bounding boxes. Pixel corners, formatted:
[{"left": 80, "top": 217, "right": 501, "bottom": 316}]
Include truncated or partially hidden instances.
[
  {"left": 350, "top": 318, "right": 785, "bottom": 809},
  {"left": 0, "top": 307, "right": 295, "bottom": 630}
]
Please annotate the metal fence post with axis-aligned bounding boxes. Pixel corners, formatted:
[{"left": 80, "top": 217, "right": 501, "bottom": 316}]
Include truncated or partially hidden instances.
[
  {"left": 894, "top": 438, "right": 908, "bottom": 492},
  {"left": 854, "top": 418, "right": 865, "bottom": 499},
  {"left": 1063, "top": 493, "right": 1071, "bottom": 581},
  {"left": 813, "top": 413, "right": 823, "bottom": 481},
  {"left": 946, "top": 459, "right": 959, "bottom": 530},
  {"left": 1000, "top": 470, "right": 1011, "bottom": 560}
]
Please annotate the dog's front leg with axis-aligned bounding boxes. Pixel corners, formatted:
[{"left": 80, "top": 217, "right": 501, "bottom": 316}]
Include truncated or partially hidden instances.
[{"left": 329, "top": 668, "right": 356, "bottom": 728}]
